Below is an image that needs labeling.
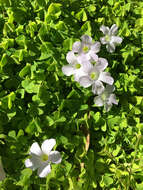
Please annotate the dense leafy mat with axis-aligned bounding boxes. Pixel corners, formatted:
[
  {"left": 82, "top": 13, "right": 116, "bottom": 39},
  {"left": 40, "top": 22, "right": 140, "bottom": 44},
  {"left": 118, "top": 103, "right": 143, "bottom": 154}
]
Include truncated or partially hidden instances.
[{"left": 0, "top": 0, "right": 143, "bottom": 189}]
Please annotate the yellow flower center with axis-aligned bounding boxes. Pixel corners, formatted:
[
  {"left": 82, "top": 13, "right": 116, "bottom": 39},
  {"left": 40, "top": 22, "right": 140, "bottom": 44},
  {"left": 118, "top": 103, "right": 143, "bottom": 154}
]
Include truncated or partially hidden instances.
[
  {"left": 90, "top": 71, "right": 98, "bottom": 80},
  {"left": 75, "top": 63, "right": 81, "bottom": 69},
  {"left": 41, "top": 154, "right": 49, "bottom": 162},
  {"left": 83, "top": 46, "right": 89, "bottom": 53},
  {"left": 101, "top": 93, "right": 106, "bottom": 101},
  {"left": 105, "top": 35, "right": 110, "bottom": 41},
  {"left": 92, "top": 61, "right": 96, "bottom": 65}
]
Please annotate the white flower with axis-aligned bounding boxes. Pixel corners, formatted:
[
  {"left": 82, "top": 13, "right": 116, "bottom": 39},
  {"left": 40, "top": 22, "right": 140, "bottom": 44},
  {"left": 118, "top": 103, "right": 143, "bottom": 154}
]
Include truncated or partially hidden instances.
[
  {"left": 72, "top": 35, "right": 101, "bottom": 60},
  {"left": 25, "top": 139, "right": 62, "bottom": 178},
  {"left": 62, "top": 51, "right": 88, "bottom": 81},
  {"left": 100, "top": 24, "right": 122, "bottom": 53},
  {"left": 79, "top": 55, "right": 114, "bottom": 94},
  {"left": 94, "top": 85, "right": 118, "bottom": 111},
  {"left": 0, "top": 159, "right": 6, "bottom": 181}
]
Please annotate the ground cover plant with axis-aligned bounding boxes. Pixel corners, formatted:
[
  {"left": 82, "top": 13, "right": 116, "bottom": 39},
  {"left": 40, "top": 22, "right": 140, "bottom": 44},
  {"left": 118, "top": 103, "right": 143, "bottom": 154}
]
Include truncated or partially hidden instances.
[{"left": 0, "top": 0, "right": 143, "bottom": 189}]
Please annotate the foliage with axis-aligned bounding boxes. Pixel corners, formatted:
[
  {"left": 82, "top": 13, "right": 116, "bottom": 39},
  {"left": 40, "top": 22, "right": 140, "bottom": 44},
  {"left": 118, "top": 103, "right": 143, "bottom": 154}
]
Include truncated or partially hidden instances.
[{"left": 0, "top": 0, "right": 143, "bottom": 189}]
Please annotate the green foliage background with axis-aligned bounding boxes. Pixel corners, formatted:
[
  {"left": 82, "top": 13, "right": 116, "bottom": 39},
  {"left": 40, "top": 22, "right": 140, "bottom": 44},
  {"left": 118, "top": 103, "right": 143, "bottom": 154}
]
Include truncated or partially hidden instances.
[{"left": 0, "top": 0, "right": 143, "bottom": 189}]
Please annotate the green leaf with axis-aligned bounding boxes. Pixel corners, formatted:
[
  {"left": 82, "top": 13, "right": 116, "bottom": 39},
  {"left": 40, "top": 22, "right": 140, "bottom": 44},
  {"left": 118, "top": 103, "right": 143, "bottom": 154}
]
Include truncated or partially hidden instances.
[
  {"left": 46, "top": 116, "right": 54, "bottom": 126},
  {"left": 0, "top": 53, "right": 7, "bottom": 68},
  {"left": 8, "top": 92, "right": 15, "bottom": 109},
  {"left": 80, "top": 21, "right": 91, "bottom": 35},
  {"left": 19, "top": 64, "right": 31, "bottom": 78},
  {"left": 36, "top": 0, "right": 46, "bottom": 7},
  {"left": 16, "top": 168, "right": 32, "bottom": 186},
  {"left": 55, "top": 21, "right": 67, "bottom": 31},
  {"left": 46, "top": 3, "right": 62, "bottom": 20},
  {"left": 100, "top": 175, "right": 113, "bottom": 187},
  {"left": 25, "top": 119, "right": 42, "bottom": 134},
  {"left": 101, "top": 121, "right": 107, "bottom": 132},
  {"left": 75, "top": 9, "right": 87, "bottom": 21}
]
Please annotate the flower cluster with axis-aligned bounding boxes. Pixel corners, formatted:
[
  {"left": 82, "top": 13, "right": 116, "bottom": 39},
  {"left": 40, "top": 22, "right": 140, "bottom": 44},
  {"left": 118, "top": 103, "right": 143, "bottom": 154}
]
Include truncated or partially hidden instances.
[{"left": 62, "top": 24, "right": 122, "bottom": 111}]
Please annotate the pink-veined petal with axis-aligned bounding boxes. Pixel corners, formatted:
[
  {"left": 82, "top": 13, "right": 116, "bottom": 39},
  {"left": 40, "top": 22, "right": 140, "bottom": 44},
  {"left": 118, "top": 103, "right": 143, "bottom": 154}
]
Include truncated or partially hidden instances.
[
  {"left": 79, "top": 76, "right": 93, "bottom": 88},
  {"left": 37, "top": 164, "right": 51, "bottom": 178},
  {"left": 100, "top": 37, "right": 107, "bottom": 44},
  {"left": 94, "top": 96, "right": 104, "bottom": 107},
  {"left": 81, "top": 35, "right": 92, "bottom": 44},
  {"left": 25, "top": 154, "right": 42, "bottom": 170},
  {"left": 92, "top": 81, "right": 105, "bottom": 95},
  {"left": 99, "top": 72, "right": 114, "bottom": 85},
  {"left": 106, "top": 85, "right": 115, "bottom": 93},
  {"left": 90, "top": 42, "right": 101, "bottom": 53},
  {"left": 109, "top": 24, "right": 118, "bottom": 35},
  {"left": 111, "top": 36, "right": 122, "bottom": 44},
  {"left": 49, "top": 151, "right": 62, "bottom": 164},
  {"left": 25, "top": 159, "right": 33, "bottom": 168},
  {"left": 72, "top": 41, "right": 81, "bottom": 52},
  {"left": 95, "top": 58, "right": 108, "bottom": 71},
  {"left": 100, "top": 25, "right": 109, "bottom": 35},
  {"left": 74, "top": 69, "right": 86, "bottom": 82},
  {"left": 82, "top": 60, "right": 93, "bottom": 73},
  {"left": 104, "top": 103, "right": 112, "bottom": 112},
  {"left": 109, "top": 94, "right": 118, "bottom": 105},
  {"left": 106, "top": 43, "right": 115, "bottom": 53},
  {"left": 62, "top": 65, "right": 75, "bottom": 76},
  {"left": 66, "top": 51, "right": 77, "bottom": 64}
]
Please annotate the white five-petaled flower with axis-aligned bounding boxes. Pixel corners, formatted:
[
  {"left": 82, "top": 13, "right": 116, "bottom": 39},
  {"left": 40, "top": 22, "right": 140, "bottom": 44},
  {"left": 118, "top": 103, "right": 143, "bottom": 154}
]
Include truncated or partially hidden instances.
[
  {"left": 94, "top": 85, "right": 118, "bottom": 112},
  {"left": 62, "top": 51, "right": 88, "bottom": 81},
  {"left": 25, "top": 139, "right": 62, "bottom": 178},
  {"left": 100, "top": 24, "right": 122, "bottom": 53},
  {"left": 0, "top": 159, "right": 6, "bottom": 181},
  {"left": 72, "top": 35, "right": 101, "bottom": 60},
  {"left": 79, "top": 54, "right": 114, "bottom": 94}
]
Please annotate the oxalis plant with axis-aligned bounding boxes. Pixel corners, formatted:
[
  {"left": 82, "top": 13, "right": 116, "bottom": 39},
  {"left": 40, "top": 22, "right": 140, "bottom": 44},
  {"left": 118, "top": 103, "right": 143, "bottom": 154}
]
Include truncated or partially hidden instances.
[
  {"left": 0, "top": 23, "right": 122, "bottom": 182},
  {"left": 0, "top": 0, "right": 143, "bottom": 190}
]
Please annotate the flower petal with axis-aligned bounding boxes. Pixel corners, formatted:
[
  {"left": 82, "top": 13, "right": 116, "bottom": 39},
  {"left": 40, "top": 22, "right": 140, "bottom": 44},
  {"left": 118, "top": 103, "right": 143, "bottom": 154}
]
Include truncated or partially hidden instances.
[
  {"left": 62, "top": 65, "right": 75, "bottom": 76},
  {"left": 106, "top": 43, "right": 115, "bottom": 53},
  {"left": 74, "top": 69, "right": 86, "bottom": 82},
  {"left": 81, "top": 35, "right": 92, "bottom": 44},
  {"left": 109, "top": 94, "right": 118, "bottom": 105},
  {"left": 92, "top": 81, "right": 105, "bottom": 95},
  {"left": 30, "top": 142, "right": 42, "bottom": 156},
  {"left": 66, "top": 51, "right": 77, "bottom": 64},
  {"left": 109, "top": 24, "right": 118, "bottom": 35},
  {"left": 37, "top": 164, "right": 51, "bottom": 178},
  {"left": 94, "top": 96, "right": 104, "bottom": 106},
  {"left": 25, "top": 159, "right": 33, "bottom": 168},
  {"left": 90, "top": 53, "right": 98, "bottom": 62},
  {"left": 82, "top": 60, "right": 93, "bottom": 73},
  {"left": 41, "top": 139, "right": 56, "bottom": 155},
  {"left": 49, "top": 151, "right": 62, "bottom": 164},
  {"left": 79, "top": 76, "right": 93, "bottom": 88},
  {"left": 111, "top": 36, "right": 122, "bottom": 44},
  {"left": 100, "top": 25, "right": 109, "bottom": 35},
  {"left": 99, "top": 72, "right": 114, "bottom": 85},
  {"left": 25, "top": 154, "right": 42, "bottom": 170},
  {"left": 72, "top": 41, "right": 81, "bottom": 52},
  {"left": 0, "top": 162, "right": 5, "bottom": 181},
  {"left": 91, "top": 42, "right": 101, "bottom": 53},
  {"left": 106, "top": 85, "right": 115, "bottom": 93},
  {"left": 104, "top": 103, "right": 112, "bottom": 112},
  {"left": 96, "top": 58, "right": 108, "bottom": 71},
  {"left": 100, "top": 37, "right": 107, "bottom": 44},
  {"left": 77, "top": 54, "right": 89, "bottom": 63}
]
